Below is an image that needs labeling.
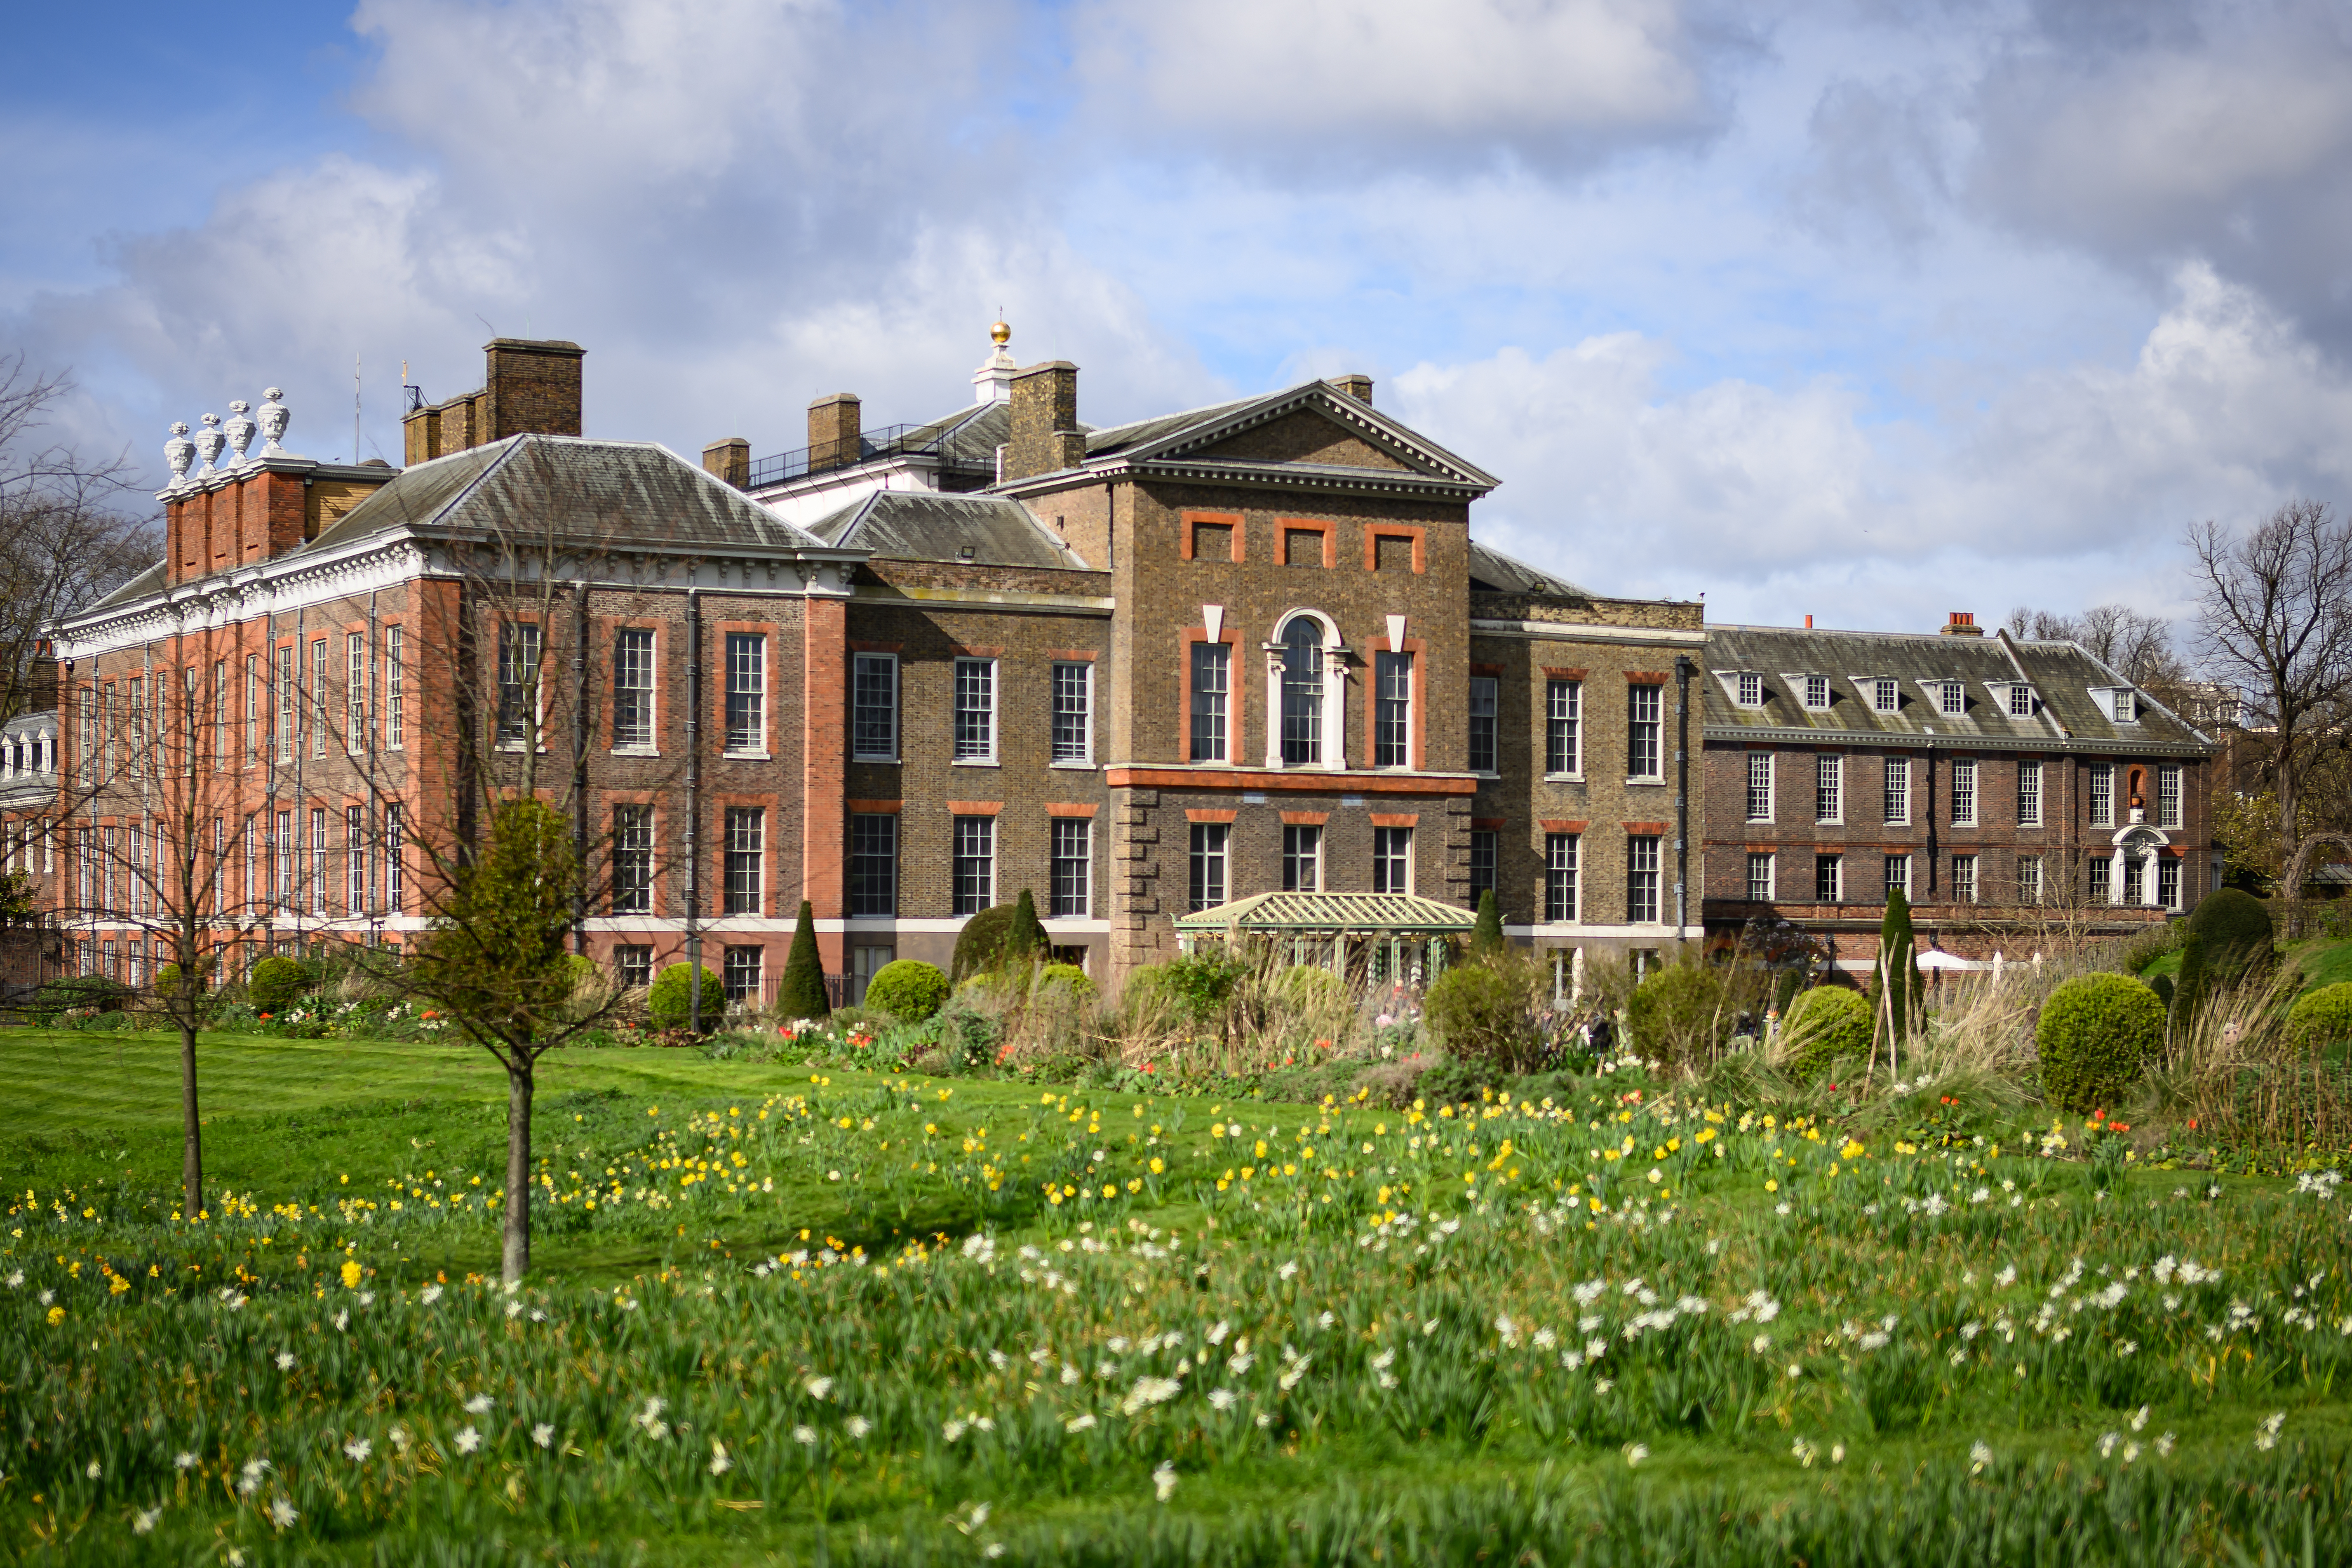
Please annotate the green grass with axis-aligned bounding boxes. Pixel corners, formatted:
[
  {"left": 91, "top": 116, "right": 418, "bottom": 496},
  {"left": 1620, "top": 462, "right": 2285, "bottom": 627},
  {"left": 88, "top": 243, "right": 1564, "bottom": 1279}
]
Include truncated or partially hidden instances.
[{"left": 5, "top": 1029, "right": 2352, "bottom": 1564}]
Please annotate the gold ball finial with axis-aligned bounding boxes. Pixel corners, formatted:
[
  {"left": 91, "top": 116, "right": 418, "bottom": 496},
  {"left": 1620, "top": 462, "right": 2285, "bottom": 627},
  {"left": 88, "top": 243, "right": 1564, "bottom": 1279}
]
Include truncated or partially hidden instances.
[{"left": 990, "top": 319, "right": 1011, "bottom": 346}]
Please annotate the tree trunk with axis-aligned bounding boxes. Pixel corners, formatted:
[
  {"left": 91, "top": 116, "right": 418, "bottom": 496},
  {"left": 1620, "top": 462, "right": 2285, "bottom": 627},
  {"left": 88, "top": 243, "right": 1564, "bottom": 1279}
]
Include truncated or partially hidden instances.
[
  {"left": 179, "top": 1016, "right": 202, "bottom": 1221},
  {"left": 503, "top": 1054, "right": 534, "bottom": 1284}
]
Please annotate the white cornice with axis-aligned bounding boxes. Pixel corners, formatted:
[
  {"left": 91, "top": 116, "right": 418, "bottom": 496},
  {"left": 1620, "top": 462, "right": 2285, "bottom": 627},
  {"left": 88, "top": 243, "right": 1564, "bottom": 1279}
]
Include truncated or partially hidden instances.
[{"left": 1470, "top": 619, "right": 1706, "bottom": 646}]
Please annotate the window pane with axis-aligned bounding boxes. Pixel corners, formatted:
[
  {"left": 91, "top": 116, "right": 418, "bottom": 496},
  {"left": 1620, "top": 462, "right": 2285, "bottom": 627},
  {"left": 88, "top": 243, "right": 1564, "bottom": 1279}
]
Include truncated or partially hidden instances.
[
  {"left": 725, "top": 634, "right": 765, "bottom": 752},
  {"left": 614, "top": 629, "right": 656, "bottom": 748},
  {"left": 2090, "top": 765, "right": 2113, "bottom": 827},
  {"left": 1052, "top": 663, "right": 1092, "bottom": 762},
  {"left": 1050, "top": 818, "right": 1092, "bottom": 917},
  {"left": 1189, "top": 823, "right": 1228, "bottom": 911},
  {"left": 954, "top": 659, "right": 995, "bottom": 760},
  {"left": 498, "top": 624, "right": 541, "bottom": 745},
  {"left": 722, "top": 945, "right": 764, "bottom": 1005},
  {"left": 1281, "top": 619, "right": 1322, "bottom": 765},
  {"left": 1952, "top": 759, "right": 1977, "bottom": 826},
  {"left": 1884, "top": 757, "right": 1909, "bottom": 823},
  {"left": 724, "top": 807, "right": 764, "bottom": 914},
  {"left": 1376, "top": 653, "right": 1415, "bottom": 768},
  {"left": 853, "top": 655, "right": 898, "bottom": 759},
  {"left": 953, "top": 816, "right": 995, "bottom": 915},
  {"left": 1464, "top": 673, "right": 1495, "bottom": 773},
  {"left": 1545, "top": 833, "right": 1578, "bottom": 922},
  {"left": 1747, "top": 752, "right": 1773, "bottom": 821},
  {"left": 1372, "top": 827, "right": 1411, "bottom": 895},
  {"left": 613, "top": 804, "right": 653, "bottom": 913},
  {"left": 1884, "top": 854, "right": 1909, "bottom": 899},
  {"left": 1468, "top": 829, "right": 1497, "bottom": 905},
  {"left": 1546, "top": 679, "right": 1581, "bottom": 774},
  {"left": 1626, "top": 835, "right": 1660, "bottom": 923},
  {"left": 1816, "top": 755, "right": 1842, "bottom": 822},
  {"left": 850, "top": 813, "right": 898, "bottom": 917},
  {"left": 1627, "top": 684, "right": 1661, "bottom": 778},
  {"left": 1815, "top": 854, "right": 1841, "bottom": 902},
  {"left": 1189, "top": 644, "right": 1229, "bottom": 762},
  {"left": 1282, "top": 824, "right": 1322, "bottom": 892},
  {"left": 616, "top": 946, "right": 654, "bottom": 989},
  {"left": 2017, "top": 760, "right": 2042, "bottom": 826},
  {"left": 1746, "top": 852, "right": 1774, "bottom": 902},
  {"left": 1953, "top": 854, "right": 1978, "bottom": 904}
]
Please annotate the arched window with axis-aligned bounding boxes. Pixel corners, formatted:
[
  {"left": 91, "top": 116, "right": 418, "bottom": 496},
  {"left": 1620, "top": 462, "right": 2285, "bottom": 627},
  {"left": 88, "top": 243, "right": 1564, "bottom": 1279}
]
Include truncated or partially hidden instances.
[{"left": 1281, "top": 616, "right": 1323, "bottom": 765}]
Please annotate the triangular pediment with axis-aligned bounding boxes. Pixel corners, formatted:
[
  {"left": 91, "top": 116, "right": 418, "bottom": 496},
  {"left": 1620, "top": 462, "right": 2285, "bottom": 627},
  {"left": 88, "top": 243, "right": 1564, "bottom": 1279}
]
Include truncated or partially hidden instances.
[
  {"left": 1100, "top": 382, "right": 1498, "bottom": 494},
  {"left": 1187, "top": 409, "right": 1413, "bottom": 472}
]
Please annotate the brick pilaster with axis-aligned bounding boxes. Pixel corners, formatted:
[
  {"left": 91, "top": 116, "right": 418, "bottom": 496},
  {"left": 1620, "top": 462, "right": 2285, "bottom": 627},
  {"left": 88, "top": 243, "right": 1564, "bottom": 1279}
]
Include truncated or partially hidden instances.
[{"left": 801, "top": 594, "right": 848, "bottom": 971}]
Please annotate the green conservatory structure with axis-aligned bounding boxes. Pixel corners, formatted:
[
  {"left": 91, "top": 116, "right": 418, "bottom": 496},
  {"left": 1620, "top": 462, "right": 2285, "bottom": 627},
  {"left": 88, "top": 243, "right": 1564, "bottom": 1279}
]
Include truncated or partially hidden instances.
[{"left": 1172, "top": 892, "right": 1476, "bottom": 987}]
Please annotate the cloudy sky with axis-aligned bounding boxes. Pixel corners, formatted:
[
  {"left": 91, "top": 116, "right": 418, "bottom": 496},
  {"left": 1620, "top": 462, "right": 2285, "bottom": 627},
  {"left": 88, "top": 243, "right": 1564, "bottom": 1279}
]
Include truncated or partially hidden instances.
[{"left": 7, "top": 0, "right": 2350, "bottom": 635}]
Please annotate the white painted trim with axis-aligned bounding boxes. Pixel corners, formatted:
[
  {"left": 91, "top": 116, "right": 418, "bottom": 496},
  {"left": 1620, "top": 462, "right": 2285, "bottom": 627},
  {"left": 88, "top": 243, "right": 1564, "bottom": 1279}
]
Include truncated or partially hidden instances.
[
  {"left": 1504, "top": 923, "right": 1701, "bottom": 940},
  {"left": 1471, "top": 620, "right": 1706, "bottom": 646},
  {"left": 578, "top": 916, "right": 1114, "bottom": 936}
]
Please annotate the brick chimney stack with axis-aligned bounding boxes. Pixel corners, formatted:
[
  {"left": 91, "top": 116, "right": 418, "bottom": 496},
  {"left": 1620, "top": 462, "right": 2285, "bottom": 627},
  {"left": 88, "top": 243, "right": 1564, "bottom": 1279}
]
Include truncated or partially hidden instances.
[
  {"left": 702, "top": 437, "right": 750, "bottom": 487},
  {"left": 807, "top": 394, "right": 861, "bottom": 473},
  {"left": 1003, "top": 362, "right": 1083, "bottom": 482},
  {"left": 1329, "top": 374, "right": 1373, "bottom": 404},
  {"left": 1941, "top": 611, "right": 1984, "bottom": 637},
  {"left": 403, "top": 338, "right": 585, "bottom": 463}
]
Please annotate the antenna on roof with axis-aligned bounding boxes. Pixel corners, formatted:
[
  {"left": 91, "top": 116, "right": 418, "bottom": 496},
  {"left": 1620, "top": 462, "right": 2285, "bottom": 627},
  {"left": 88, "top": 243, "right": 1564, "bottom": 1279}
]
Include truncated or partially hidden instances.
[{"left": 354, "top": 352, "right": 362, "bottom": 464}]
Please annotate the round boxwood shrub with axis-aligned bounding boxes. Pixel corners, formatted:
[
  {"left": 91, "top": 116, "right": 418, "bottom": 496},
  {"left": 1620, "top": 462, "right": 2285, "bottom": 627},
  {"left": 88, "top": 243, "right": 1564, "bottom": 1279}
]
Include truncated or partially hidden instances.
[
  {"left": 1625, "top": 963, "right": 1730, "bottom": 1070},
  {"left": 2187, "top": 887, "right": 2273, "bottom": 984},
  {"left": 865, "top": 959, "right": 951, "bottom": 1022},
  {"left": 1780, "top": 985, "right": 1873, "bottom": 1082},
  {"left": 1035, "top": 962, "right": 1097, "bottom": 1000},
  {"left": 2286, "top": 982, "right": 2352, "bottom": 1052},
  {"left": 647, "top": 963, "right": 726, "bottom": 1034},
  {"left": 2036, "top": 973, "right": 2166, "bottom": 1114},
  {"left": 247, "top": 955, "right": 313, "bottom": 1014},
  {"left": 1425, "top": 961, "right": 1540, "bottom": 1072},
  {"left": 33, "top": 973, "right": 132, "bottom": 1019}
]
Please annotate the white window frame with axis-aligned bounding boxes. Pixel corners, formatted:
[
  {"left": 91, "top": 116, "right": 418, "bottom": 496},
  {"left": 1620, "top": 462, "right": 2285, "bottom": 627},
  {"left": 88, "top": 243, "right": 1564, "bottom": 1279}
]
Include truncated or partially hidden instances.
[
  {"left": 1465, "top": 672, "right": 1497, "bottom": 774},
  {"left": 1546, "top": 679, "right": 1581, "bottom": 777},
  {"left": 1951, "top": 758, "right": 1978, "bottom": 826},
  {"left": 724, "top": 633, "right": 768, "bottom": 757},
  {"left": 852, "top": 653, "right": 899, "bottom": 763},
  {"left": 1627, "top": 834, "right": 1662, "bottom": 924},
  {"left": 2017, "top": 759, "right": 2043, "bottom": 827},
  {"left": 1189, "top": 643, "right": 1231, "bottom": 764},
  {"left": 1815, "top": 853, "right": 1842, "bottom": 903},
  {"left": 345, "top": 632, "right": 366, "bottom": 753},
  {"left": 1372, "top": 825, "right": 1413, "bottom": 896},
  {"left": 496, "top": 623, "right": 543, "bottom": 752},
  {"left": 1545, "top": 832, "right": 1579, "bottom": 922},
  {"left": 1627, "top": 683, "right": 1663, "bottom": 781},
  {"left": 954, "top": 656, "right": 999, "bottom": 765},
  {"left": 384, "top": 627, "right": 404, "bottom": 751},
  {"left": 1052, "top": 660, "right": 1094, "bottom": 766},
  {"left": 310, "top": 638, "right": 329, "bottom": 758},
  {"left": 1734, "top": 671, "right": 1763, "bottom": 708},
  {"left": 1871, "top": 677, "right": 1899, "bottom": 714},
  {"left": 1370, "top": 651, "right": 1414, "bottom": 770},
  {"left": 1816, "top": 753, "right": 1843, "bottom": 824},
  {"left": 2157, "top": 764, "right": 2182, "bottom": 828},
  {"left": 2159, "top": 856, "right": 2181, "bottom": 910},
  {"left": 1050, "top": 816, "right": 1093, "bottom": 916},
  {"left": 1189, "top": 822, "right": 1229, "bottom": 912},
  {"left": 2018, "top": 855, "right": 2043, "bottom": 905},
  {"left": 613, "top": 628, "right": 659, "bottom": 753},
  {"left": 1938, "top": 680, "right": 1964, "bottom": 717},
  {"left": 2006, "top": 683, "right": 2035, "bottom": 718},
  {"left": 1803, "top": 674, "right": 1830, "bottom": 711},
  {"left": 2089, "top": 763, "right": 2114, "bottom": 828},
  {"left": 1953, "top": 853, "right": 1978, "bottom": 904},
  {"left": 1883, "top": 756, "right": 1910, "bottom": 825},
  {"left": 1746, "top": 851, "right": 1775, "bottom": 902},
  {"left": 1746, "top": 751, "right": 1774, "bottom": 823},
  {"left": 1282, "top": 823, "right": 1323, "bottom": 893},
  {"left": 1883, "top": 853, "right": 1910, "bottom": 902},
  {"left": 723, "top": 805, "right": 765, "bottom": 915},
  {"left": 953, "top": 814, "right": 996, "bottom": 914}
]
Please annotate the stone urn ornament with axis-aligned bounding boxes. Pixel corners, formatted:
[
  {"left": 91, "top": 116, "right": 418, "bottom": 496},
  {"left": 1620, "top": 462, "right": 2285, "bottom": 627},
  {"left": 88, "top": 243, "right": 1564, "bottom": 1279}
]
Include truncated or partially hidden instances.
[
  {"left": 257, "top": 388, "right": 290, "bottom": 456},
  {"left": 223, "top": 400, "right": 257, "bottom": 466},
  {"left": 164, "top": 421, "right": 194, "bottom": 488},
  {"left": 193, "top": 412, "right": 226, "bottom": 475}
]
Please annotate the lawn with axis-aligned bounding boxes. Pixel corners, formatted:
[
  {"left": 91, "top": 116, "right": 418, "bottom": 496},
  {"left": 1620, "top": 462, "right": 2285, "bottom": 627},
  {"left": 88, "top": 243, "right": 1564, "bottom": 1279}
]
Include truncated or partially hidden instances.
[{"left": 5, "top": 1030, "right": 2352, "bottom": 1564}]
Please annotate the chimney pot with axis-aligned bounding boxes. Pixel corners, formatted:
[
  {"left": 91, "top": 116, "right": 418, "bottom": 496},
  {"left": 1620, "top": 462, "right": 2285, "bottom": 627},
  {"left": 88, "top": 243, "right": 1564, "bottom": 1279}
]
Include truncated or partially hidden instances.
[
  {"left": 807, "top": 393, "right": 861, "bottom": 473},
  {"left": 1942, "top": 611, "right": 1984, "bottom": 637}
]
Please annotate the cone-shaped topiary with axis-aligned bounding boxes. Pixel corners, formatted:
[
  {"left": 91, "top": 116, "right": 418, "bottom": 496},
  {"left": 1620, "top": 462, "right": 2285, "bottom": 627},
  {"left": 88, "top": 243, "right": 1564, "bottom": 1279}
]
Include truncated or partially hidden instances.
[
  {"left": 1874, "top": 888, "right": 1917, "bottom": 1048},
  {"left": 2187, "top": 887, "right": 2273, "bottom": 985},
  {"left": 2036, "top": 972, "right": 2165, "bottom": 1114},
  {"left": 779, "top": 899, "right": 830, "bottom": 1019},
  {"left": 1008, "top": 889, "right": 1048, "bottom": 965},
  {"left": 1471, "top": 889, "right": 1505, "bottom": 955}
]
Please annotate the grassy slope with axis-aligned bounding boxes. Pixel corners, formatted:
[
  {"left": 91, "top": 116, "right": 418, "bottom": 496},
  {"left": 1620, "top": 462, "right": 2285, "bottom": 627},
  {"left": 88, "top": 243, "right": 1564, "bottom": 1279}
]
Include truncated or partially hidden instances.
[{"left": 5, "top": 1030, "right": 2350, "bottom": 1564}]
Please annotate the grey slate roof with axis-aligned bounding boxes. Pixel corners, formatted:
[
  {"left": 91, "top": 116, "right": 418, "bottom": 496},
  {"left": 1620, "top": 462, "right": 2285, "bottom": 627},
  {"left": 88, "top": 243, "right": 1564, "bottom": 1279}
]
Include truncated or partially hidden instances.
[
  {"left": 309, "top": 435, "right": 833, "bottom": 557},
  {"left": 1468, "top": 541, "right": 1596, "bottom": 601},
  {"left": 89, "top": 561, "right": 167, "bottom": 612},
  {"left": 804, "top": 490, "right": 1091, "bottom": 569},
  {"left": 1081, "top": 396, "right": 1260, "bottom": 459},
  {"left": 1702, "top": 624, "right": 2211, "bottom": 753}
]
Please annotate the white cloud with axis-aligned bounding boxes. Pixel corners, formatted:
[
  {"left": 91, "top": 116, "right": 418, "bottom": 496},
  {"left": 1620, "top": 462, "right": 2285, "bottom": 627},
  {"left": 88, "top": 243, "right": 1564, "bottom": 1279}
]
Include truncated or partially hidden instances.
[
  {"left": 1405, "top": 264, "right": 2352, "bottom": 630},
  {"left": 1075, "top": 0, "right": 1724, "bottom": 168}
]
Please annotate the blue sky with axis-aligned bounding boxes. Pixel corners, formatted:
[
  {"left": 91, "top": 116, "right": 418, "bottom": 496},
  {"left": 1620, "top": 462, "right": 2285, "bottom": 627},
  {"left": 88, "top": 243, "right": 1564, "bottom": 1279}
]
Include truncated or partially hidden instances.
[{"left": 8, "top": 0, "right": 2352, "bottom": 636}]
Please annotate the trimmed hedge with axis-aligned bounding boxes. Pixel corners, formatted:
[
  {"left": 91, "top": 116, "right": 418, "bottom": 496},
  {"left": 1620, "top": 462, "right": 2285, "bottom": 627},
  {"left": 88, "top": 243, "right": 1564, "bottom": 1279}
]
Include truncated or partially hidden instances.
[
  {"left": 1781, "top": 986, "right": 1872, "bottom": 1082},
  {"left": 864, "top": 959, "right": 951, "bottom": 1022},
  {"left": 32, "top": 973, "right": 132, "bottom": 1019},
  {"left": 247, "top": 956, "right": 312, "bottom": 1014},
  {"left": 2036, "top": 973, "right": 2165, "bottom": 1114},
  {"left": 2187, "top": 888, "right": 2272, "bottom": 984},
  {"left": 2286, "top": 982, "right": 2352, "bottom": 1052},
  {"left": 648, "top": 963, "right": 725, "bottom": 1034}
]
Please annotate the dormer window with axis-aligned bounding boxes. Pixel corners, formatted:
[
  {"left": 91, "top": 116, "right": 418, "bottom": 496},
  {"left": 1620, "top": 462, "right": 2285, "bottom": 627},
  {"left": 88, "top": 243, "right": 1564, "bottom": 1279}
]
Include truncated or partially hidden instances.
[
  {"left": 2003, "top": 683, "right": 2036, "bottom": 718},
  {"left": 1925, "top": 679, "right": 1964, "bottom": 716},
  {"left": 1803, "top": 675, "right": 1830, "bottom": 710},
  {"left": 2089, "top": 686, "right": 2140, "bottom": 724},
  {"left": 1737, "top": 672, "right": 1763, "bottom": 707},
  {"left": 1870, "top": 677, "right": 1899, "bottom": 714}
]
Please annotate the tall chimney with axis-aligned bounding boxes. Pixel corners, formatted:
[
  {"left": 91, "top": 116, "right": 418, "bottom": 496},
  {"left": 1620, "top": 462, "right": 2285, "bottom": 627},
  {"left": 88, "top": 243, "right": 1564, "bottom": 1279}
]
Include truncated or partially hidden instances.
[
  {"left": 807, "top": 393, "right": 861, "bottom": 472},
  {"left": 1330, "top": 374, "right": 1373, "bottom": 405},
  {"left": 702, "top": 437, "right": 750, "bottom": 487},
  {"left": 1003, "top": 362, "right": 1082, "bottom": 482},
  {"left": 484, "top": 339, "right": 585, "bottom": 440},
  {"left": 1941, "top": 611, "right": 1984, "bottom": 637}
]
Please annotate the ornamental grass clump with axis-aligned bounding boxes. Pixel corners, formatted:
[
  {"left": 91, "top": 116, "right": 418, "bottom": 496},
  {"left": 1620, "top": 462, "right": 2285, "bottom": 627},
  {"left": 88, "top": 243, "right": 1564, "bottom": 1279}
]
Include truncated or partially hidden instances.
[{"left": 2036, "top": 972, "right": 2165, "bottom": 1114}]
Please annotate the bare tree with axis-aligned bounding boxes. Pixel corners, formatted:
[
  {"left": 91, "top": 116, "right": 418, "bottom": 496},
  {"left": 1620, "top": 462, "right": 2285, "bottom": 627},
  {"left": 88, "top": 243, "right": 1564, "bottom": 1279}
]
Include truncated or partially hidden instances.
[
  {"left": 0, "top": 353, "right": 158, "bottom": 723},
  {"left": 2005, "top": 601, "right": 2186, "bottom": 689},
  {"left": 2187, "top": 499, "right": 2352, "bottom": 883}
]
